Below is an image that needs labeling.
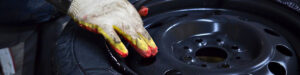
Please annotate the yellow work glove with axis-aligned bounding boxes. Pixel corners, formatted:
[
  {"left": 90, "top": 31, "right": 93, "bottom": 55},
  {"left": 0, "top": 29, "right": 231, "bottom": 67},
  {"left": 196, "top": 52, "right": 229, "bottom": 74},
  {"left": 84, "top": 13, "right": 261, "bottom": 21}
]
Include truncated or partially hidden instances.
[{"left": 68, "top": 0, "right": 158, "bottom": 58}]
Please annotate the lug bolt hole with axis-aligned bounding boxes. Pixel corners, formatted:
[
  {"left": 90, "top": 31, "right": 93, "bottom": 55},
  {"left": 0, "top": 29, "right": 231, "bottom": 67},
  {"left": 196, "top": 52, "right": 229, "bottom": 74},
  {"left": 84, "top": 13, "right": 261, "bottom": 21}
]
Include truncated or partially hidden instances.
[
  {"left": 183, "top": 56, "right": 192, "bottom": 61},
  {"left": 231, "top": 46, "right": 239, "bottom": 50},
  {"left": 201, "top": 64, "right": 207, "bottom": 68},
  {"left": 221, "top": 64, "right": 230, "bottom": 68},
  {"left": 195, "top": 39, "right": 203, "bottom": 43},
  {"left": 236, "top": 57, "right": 241, "bottom": 59},
  {"left": 216, "top": 39, "right": 222, "bottom": 42},
  {"left": 183, "top": 46, "right": 189, "bottom": 49}
]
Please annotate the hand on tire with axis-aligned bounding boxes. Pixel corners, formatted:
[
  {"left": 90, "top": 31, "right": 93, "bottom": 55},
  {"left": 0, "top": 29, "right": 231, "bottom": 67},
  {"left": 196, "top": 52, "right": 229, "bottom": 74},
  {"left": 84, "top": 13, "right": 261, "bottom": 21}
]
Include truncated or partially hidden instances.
[{"left": 68, "top": 0, "right": 158, "bottom": 58}]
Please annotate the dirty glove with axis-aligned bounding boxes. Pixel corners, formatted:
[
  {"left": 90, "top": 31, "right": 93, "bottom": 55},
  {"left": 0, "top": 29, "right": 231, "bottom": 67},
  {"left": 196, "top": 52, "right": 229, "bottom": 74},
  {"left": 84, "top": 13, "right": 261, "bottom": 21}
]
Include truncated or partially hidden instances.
[{"left": 47, "top": 0, "right": 158, "bottom": 58}]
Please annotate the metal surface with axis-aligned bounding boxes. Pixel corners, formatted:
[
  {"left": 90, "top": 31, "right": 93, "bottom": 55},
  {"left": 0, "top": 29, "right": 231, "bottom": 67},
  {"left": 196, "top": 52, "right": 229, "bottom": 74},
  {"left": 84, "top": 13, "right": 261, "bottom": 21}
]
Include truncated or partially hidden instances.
[
  {"left": 124, "top": 8, "right": 298, "bottom": 75},
  {"left": 106, "top": 0, "right": 300, "bottom": 75}
]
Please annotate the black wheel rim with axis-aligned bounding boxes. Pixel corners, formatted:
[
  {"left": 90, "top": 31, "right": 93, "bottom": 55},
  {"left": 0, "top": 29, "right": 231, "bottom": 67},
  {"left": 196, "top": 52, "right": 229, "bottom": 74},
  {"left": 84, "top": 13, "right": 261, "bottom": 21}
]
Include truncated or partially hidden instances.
[{"left": 109, "top": 0, "right": 300, "bottom": 75}]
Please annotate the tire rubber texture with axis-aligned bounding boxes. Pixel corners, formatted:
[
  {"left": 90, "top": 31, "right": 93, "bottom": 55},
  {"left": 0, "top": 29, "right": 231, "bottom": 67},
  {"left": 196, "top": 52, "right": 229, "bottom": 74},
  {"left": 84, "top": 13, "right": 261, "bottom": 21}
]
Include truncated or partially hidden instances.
[{"left": 54, "top": 21, "right": 121, "bottom": 75}]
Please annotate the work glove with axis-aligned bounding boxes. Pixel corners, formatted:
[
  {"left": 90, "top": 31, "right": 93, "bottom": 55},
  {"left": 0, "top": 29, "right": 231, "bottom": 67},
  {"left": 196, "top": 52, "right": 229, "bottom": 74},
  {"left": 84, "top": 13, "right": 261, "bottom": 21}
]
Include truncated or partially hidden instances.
[{"left": 48, "top": 0, "right": 158, "bottom": 58}]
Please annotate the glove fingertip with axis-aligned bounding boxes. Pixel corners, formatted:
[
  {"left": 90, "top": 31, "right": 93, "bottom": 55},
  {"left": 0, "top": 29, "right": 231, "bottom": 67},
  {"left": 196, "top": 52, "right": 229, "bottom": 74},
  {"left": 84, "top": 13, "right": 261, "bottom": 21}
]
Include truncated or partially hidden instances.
[
  {"left": 110, "top": 45, "right": 129, "bottom": 58},
  {"left": 150, "top": 46, "right": 158, "bottom": 56},
  {"left": 140, "top": 47, "right": 152, "bottom": 58},
  {"left": 139, "top": 6, "right": 149, "bottom": 16}
]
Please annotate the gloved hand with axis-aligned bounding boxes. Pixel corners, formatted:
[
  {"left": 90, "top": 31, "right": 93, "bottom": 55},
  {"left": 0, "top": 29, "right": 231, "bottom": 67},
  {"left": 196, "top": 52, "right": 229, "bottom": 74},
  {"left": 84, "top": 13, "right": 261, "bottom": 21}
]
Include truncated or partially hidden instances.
[{"left": 53, "top": 0, "right": 158, "bottom": 58}]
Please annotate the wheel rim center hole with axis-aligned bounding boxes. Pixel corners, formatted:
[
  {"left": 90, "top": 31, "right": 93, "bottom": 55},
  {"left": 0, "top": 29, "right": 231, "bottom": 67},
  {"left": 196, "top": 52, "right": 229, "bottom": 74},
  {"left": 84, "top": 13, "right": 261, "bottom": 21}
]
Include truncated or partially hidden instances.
[{"left": 196, "top": 47, "right": 227, "bottom": 63}]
